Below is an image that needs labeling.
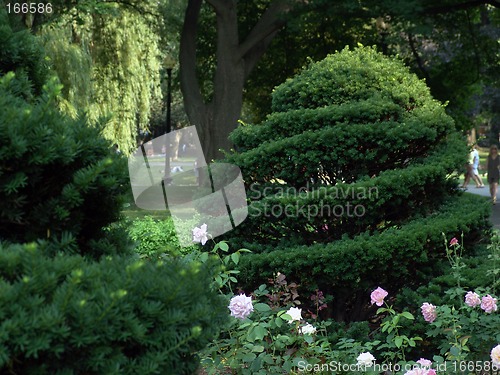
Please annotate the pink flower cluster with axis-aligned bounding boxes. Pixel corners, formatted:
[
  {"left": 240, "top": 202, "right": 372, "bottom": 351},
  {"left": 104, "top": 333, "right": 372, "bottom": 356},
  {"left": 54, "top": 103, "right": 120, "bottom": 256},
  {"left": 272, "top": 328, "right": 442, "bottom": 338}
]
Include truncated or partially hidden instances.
[
  {"left": 465, "top": 291, "right": 497, "bottom": 313},
  {"left": 421, "top": 302, "right": 437, "bottom": 323}
]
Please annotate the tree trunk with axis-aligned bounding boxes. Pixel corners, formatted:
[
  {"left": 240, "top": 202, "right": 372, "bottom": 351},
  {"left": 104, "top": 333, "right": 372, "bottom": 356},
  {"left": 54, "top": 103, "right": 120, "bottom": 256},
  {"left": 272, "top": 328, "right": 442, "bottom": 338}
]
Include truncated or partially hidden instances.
[{"left": 180, "top": 0, "right": 291, "bottom": 161}]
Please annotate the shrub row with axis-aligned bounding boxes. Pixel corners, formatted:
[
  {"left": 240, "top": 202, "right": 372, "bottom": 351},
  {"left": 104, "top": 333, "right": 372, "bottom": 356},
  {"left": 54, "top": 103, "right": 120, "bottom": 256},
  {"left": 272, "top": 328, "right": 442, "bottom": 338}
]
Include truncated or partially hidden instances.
[
  {"left": 236, "top": 193, "right": 490, "bottom": 321},
  {"left": 228, "top": 114, "right": 454, "bottom": 186},
  {"left": 230, "top": 96, "right": 453, "bottom": 153},
  {"left": 226, "top": 135, "right": 467, "bottom": 247},
  {"left": 0, "top": 241, "right": 227, "bottom": 374}
]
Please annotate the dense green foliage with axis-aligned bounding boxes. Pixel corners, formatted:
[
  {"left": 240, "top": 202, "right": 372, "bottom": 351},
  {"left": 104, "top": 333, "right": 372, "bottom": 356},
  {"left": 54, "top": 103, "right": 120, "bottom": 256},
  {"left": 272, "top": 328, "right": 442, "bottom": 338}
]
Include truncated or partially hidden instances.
[
  {"left": 0, "top": 13, "right": 226, "bottom": 374},
  {"left": 241, "top": 1, "right": 499, "bottom": 134},
  {"left": 0, "top": 9, "right": 48, "bottom": 99},
  {"left": 0, "top": 73, "right": 128, "bottom": 257},
  {"left": 39, "top": 5, "right": 163, "bottom": 153},
  {"left": 126, "top": 216, "right": 197, "bottom": 258},
  {"left": 224, "top": 47, "right": 490, "bottom": 320},
  {"left": 238, "top": 193, "right": 490, "bottom": 320},
  {"left": 0, "top": 241, "right": 226, "bottom": 374},
  {"left": 228, "top": 46, "right": 464, "bottom": 245}
]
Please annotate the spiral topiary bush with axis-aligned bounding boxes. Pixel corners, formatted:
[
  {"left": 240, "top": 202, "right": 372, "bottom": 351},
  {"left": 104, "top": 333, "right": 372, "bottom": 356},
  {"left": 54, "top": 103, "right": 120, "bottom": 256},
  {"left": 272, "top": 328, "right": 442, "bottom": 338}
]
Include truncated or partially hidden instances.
[{"left": 224, "top": 46, "right": 490, "bottom": 320}]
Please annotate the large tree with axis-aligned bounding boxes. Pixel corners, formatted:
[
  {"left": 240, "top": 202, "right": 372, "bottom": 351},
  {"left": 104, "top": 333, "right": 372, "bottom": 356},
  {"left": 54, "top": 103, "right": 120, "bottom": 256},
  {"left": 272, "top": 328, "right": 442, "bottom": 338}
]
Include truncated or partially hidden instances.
[
  {"left": 179, "top": 0, "right": 500, "bottom": 160},
  {"left": 180, "top": 0, "right": 296, "bottom": 161}
]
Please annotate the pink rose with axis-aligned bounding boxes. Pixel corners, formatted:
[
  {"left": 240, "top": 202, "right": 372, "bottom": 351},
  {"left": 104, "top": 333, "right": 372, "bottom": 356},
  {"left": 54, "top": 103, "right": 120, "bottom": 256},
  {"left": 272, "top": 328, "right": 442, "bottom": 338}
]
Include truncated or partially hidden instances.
[
  {"left": 370, "top": 287, "right": 388, "bottom": 307},
  {"left": 481, "top": 295, "right": 498, "bottom": 314},
  {"left": 449, "top": 237, "right": 459, "bottom": 246},
  {"left": 405, "top": 369, "right": 436, "bottom": 375},
  {"left": 417, "top": 358, "right": 432, "bottom": 368},
  {"left": 228, "top": 294, "right": 254, "bottom": 319},
  {"left": 464, "top": 291, "right": 481, "bottom": 307},
  {"left": 404, "top": 369, "right": 428, "bottom": 375},
  {"left": 421, "top": 302, "right": 437, "bottom": 323}
]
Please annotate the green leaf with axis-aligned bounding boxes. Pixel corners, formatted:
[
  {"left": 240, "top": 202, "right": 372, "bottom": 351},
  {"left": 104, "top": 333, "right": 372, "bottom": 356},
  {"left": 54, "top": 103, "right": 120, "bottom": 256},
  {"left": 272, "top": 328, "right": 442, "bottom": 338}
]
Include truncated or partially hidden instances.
[
  {"left": 395, "top": 336, "right": 403, "bottom": 348},
  {"left": 449, "top": 346, "right": 460, "bottom": 357},
  {"left": 231, "top": 252, "right": 240, "bottom": 264},
  {"left": 254, "top": 303, "right": 271, "bottom": 312},
  {"left": 218, "top": 241, "right": 229, "bottom": 252},
  {"left": 253, "top": 325, "right": 267, "bottom": 341},
  {"left": 252, "top": 345, "right": 265, "bottom": 353},
  {"left": 214, "top": 275, "right": 222, "bottom": 286},
  {"left": 242, "top": 353, "right": 257, "bottom": 362},
  {"left": 400, "top": 311, "right": 414, "bottom": 320},
  {"left": 280, "top": 313, "right": 292, "bottom": 322},
  {"left": 376, "top": 307, "right": 388, "bottom": 314}
]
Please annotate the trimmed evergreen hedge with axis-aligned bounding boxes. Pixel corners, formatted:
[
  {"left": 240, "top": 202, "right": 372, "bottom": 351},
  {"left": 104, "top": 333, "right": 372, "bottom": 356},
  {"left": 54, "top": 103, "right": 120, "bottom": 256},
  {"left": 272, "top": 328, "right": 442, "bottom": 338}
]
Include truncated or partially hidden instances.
[
  {"left": 237, "top": 193, "right": 490, "bottom": 321},
  {"left": 0, "top": 241, "right": 227, "bottom": 374},
  {"left": 222, "top": 46, "right": 490, "bottom": 320},
  {"left": 228, "top": 134, "right": 466, "bottom": 246}
]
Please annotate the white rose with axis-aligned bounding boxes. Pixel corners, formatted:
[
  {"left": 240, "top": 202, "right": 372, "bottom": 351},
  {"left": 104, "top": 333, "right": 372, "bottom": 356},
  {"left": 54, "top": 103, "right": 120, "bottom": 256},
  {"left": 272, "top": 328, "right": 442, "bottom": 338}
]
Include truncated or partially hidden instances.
[
  {"left": 357, "top": 352, "right": 375, "bottom": 367},
  {"left": 491, "top": 344, "right": 500, "bottom": 367},
  {"left": 299, "top": 323, "right": 317, "bottom": 335},
  {"left": 192, "top": 223, "right": 209, "bottom": 245},
  {"left": 285, "top": 307, "right": 302, "bottom": 323}
]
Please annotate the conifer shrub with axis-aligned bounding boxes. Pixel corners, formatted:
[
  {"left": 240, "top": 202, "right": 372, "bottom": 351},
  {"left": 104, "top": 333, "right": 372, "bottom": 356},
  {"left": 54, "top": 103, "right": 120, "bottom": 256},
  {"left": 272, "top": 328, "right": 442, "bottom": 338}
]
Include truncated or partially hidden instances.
[
  {"left": 237, "top": 193, "right": 490, "bottom": 320},
  {"left": 0, "top": 73, "right": 128, "bottom": 258},
  {"left": 0, "top": 9, "right": 48, "bottom": 99},
  {"left": 0, "top": 12, "right": 227, "bottom": 374},
  {"left": 0, "top": 241, "right": 227, "bottom": 374},
  {"left": 224, "top": 46, "right": 490, "bottom": 320}
]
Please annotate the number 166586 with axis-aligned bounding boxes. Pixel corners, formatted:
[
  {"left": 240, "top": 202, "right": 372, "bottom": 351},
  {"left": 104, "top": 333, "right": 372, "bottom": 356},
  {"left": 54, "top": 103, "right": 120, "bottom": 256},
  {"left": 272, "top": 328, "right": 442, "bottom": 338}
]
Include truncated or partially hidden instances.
[{"left": 6, "top": 3, "right": 53, "bottom": 14}]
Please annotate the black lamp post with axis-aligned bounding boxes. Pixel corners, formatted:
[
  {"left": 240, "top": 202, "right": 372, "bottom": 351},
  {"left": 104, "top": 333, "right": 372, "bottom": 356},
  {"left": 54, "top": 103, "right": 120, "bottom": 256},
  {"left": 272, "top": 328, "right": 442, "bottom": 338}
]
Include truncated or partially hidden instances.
[{"left": 163, "top": 55, "right": 176, "bottom": 183}]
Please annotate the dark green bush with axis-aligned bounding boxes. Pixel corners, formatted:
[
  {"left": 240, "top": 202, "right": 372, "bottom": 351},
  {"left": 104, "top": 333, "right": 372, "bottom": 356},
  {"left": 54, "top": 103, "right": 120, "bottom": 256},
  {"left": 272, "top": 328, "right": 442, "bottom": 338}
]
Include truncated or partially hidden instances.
[
  {"left": 0, "top": 241, "right": 227, "bottom": 374},
  {"left": 237, "top": 193, "right": 490, "bottom": 321},
  {"left": 1, "top": 9, "right": 128, "bottom": 258},
  {"left": 270, "top": 46, "right": 436, "bottom": 113},
  {"left": 0, "top": 73, "right": 128, "bottom": 258},
  {"left": 221, "top": 46, "right": 490, "bottom": 321},
  {"left": 0, "top": 13, "right": 226, "bottom": 374},
  {"left": 0, "top": 8, "right": 48, "bottom": 99},
  {"left": 228, "top": 135, "right": 464, "bottom": 247}
]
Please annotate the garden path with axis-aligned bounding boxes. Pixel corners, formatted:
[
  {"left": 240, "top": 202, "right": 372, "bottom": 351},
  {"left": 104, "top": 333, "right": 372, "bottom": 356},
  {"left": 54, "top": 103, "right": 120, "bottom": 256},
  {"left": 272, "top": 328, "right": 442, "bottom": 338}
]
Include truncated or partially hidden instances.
[{"left": 463, "top": 183, "right": 500, "bottom": 229}]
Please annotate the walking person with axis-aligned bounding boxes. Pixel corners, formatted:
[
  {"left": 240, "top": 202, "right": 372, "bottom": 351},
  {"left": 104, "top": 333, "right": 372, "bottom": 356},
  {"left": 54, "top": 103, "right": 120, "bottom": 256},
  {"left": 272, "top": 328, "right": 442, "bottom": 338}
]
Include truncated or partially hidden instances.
[
  {"left": 486, "top": 145, "right": 500, "bottom": 204},
  {"left": 471, "top": 145, "right": 484, "bottom": 188},
  {"left": 462, "top": 147, "right": 477, "bottom": 189}
]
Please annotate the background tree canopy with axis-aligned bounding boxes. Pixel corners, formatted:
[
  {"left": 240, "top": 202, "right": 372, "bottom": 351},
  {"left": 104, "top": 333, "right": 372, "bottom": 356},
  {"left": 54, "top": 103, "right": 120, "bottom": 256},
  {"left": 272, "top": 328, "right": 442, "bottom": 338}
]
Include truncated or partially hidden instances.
[{"left": 2, "top": 0, "right": 497, "bottom": 154}]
